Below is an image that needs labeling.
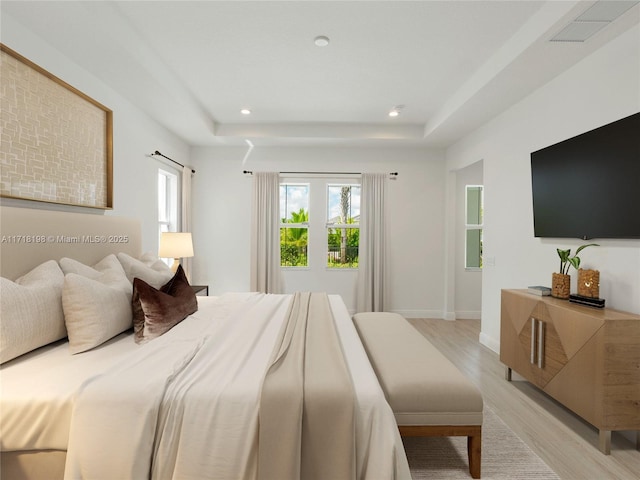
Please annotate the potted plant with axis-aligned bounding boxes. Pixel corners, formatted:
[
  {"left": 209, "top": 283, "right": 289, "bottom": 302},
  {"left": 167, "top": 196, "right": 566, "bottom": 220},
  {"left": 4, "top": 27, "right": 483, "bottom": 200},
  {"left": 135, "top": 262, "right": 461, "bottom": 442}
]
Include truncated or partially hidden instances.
[{"left": 552, "top": 243, "right": 599, "bottom": 299}]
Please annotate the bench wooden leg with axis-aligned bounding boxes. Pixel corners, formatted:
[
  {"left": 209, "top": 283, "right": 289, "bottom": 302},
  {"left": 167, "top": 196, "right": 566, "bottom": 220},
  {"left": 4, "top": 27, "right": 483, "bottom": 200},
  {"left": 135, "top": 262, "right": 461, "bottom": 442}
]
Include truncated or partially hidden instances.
[
  {"left": 468, "top": 433, "right": 481, "bottom": 479},
  {"left": 400, "top": 425, "right": 482, "bottom": 478}
]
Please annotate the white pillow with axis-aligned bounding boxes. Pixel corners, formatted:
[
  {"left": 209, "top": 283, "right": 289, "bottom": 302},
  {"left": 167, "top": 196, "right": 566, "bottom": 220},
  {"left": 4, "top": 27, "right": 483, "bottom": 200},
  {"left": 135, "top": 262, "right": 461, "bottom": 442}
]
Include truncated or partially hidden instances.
[
  {"left": 62, "top": 268, "right": 133, "bottom": 354},
  {"left": 117, "top": 252, "right": 173, "bottom": 288},
  {"left": 60, "top": 254, "right": 132, "bottom": 300},
  {"left": 139, "top": 251, "right": 167, "bottom": 266},
  {"left": 0, "top": 261, "right": 66, "bottom": 364}
]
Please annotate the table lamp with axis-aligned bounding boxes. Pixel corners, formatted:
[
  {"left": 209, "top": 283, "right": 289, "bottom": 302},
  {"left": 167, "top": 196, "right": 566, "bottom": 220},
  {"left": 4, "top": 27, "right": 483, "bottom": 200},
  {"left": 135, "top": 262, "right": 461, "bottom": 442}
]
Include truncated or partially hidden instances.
[{"left": 159, "top": 232, "right": 194, "bottom": 272}]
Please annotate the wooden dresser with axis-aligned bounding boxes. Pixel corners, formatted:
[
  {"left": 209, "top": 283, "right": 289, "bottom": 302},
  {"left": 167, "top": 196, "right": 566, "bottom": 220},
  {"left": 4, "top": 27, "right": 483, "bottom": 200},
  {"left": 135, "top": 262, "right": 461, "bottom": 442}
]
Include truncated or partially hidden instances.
[{"left": 500, "top": 289, "right": 640, "bottom": 453}]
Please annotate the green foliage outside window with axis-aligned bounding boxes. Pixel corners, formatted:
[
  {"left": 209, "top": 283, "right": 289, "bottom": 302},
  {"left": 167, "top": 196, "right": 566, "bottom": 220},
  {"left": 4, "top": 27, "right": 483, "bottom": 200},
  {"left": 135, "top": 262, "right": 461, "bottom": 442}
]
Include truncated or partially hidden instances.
[
  {"left": 281, "top": 208, "right": 309, "bottom": 267},
  {"left": 327, "top": 223, "right": 359, "bottom": 268}
]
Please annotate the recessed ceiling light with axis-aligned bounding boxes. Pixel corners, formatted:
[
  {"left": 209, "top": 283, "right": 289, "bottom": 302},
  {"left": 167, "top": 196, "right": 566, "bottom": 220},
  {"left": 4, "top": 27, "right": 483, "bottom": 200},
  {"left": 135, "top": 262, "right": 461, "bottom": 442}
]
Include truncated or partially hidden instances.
[
  {"left": 389, "top": 105, "right": 404, "bottom": 117},
  {"left": 240, "top": 108, "right": 251, "bottom": 115},
  {"left": 314, "top": 36, "right": 330, "bottom": 47}
]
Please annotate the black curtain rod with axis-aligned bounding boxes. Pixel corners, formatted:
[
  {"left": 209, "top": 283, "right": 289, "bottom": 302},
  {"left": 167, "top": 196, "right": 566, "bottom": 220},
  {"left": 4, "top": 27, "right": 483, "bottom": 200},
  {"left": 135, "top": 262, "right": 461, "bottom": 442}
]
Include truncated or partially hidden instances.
[
  {"left": 243, "top": 170, "right": 398, "bottom": 176},
  {"left": 151, "top": 150, "right": 195, "bottom": 173}
]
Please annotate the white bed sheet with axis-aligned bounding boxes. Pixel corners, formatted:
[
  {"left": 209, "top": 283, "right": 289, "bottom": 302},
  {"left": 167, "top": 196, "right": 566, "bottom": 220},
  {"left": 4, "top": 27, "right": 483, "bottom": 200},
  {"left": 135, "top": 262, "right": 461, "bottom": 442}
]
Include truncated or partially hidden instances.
[
  {"left": 329, "top": 295, "right": 411, "bottom": 479},
  {"left": 2, "top": 293, "right": 410, "bottom": 479},
  {"left": 0, "top": 330, "right": 137, "bottom": 451},
  {"left": 0, "top": 296, "right": 226, "bottom": 452}
]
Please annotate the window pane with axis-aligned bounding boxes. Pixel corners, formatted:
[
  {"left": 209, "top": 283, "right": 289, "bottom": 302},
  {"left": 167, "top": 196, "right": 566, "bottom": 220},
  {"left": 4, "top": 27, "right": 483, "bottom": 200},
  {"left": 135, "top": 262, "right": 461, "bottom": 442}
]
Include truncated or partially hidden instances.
[
  {"left": 327, "top": 185, "right": 360, "bottom": 224},
  {"left": 280, "top": 184, "right": 309, "bottom": 222},
  {"left": 158, "top": 170, "right": 179, "bottom": 268},
  {"left": 280, "top": 184, "right": 309, "bottom": 267},
  {"left": 466, "top": 186, "right": 483, "bottom": 225},
  {"left": 327, "top": 227, "right": 359, "bottom": 268},
  {"left": 466, "top": 228, "right": 482, "bottom": 268},
  {"left": 158, "top": 169, "right": 178, "bottom": 234},
  {"left": 280, "top": 227, "right": 308, "bottom": 267},
  {"left": 158, "top": 173, "right": 168, "bottom": 222},
  {"left": 327, "top": 185, "right": 360, "bottom": 269}
]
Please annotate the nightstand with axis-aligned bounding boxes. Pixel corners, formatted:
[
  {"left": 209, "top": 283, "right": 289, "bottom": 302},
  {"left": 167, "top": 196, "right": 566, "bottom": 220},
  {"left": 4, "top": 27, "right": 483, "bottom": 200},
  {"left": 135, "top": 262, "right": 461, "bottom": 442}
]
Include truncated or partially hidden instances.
[{"left": 191, "top": 285, "right": 209, "bottom": 296}]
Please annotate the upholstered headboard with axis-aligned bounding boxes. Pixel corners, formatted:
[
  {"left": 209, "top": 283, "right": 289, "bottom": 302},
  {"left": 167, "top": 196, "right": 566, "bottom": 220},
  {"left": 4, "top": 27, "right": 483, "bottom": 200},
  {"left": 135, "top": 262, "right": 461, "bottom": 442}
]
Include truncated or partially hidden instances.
[{"left": 0, "top": 206, "right": 141, "bottom": 279}]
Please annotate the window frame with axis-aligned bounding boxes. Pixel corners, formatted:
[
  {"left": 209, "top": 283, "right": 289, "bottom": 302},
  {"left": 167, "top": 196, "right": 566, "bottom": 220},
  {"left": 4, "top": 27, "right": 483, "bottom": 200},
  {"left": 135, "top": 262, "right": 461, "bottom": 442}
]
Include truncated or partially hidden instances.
[
  {"left": 279, "top": 183, "right": 310, "bottom": 268},
  {"left": 464, "top": 184, "right": 483, "bottom": 270},
  {"left": 158, "top": 168, "right": 179, "bottom": 266}
]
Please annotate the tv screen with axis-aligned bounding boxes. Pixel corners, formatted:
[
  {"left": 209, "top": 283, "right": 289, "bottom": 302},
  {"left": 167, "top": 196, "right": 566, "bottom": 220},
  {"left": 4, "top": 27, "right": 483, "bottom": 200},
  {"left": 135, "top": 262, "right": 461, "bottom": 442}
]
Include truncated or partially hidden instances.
[{"left": 531, "top": 112, "right": 640, "bottom": 239}]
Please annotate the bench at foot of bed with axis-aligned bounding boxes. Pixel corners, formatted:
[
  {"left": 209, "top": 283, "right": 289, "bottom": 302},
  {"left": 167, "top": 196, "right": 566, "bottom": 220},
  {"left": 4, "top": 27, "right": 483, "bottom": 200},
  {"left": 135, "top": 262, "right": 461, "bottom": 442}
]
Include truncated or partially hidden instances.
[{"left": 353, "top": 312, "right": 483, "bottom": 479}]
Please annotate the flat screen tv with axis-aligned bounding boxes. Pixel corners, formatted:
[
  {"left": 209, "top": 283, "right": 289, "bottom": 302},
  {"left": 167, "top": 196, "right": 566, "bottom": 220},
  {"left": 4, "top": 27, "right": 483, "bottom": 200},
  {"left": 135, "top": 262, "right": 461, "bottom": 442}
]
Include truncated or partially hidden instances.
[{"left": 531, "top": 112, "right": 640, "bottom": 240}]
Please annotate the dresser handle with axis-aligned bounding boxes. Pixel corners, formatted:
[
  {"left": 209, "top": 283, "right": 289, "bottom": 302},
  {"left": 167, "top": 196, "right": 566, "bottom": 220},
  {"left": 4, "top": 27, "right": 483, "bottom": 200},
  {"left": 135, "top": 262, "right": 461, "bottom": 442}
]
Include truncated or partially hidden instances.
[
  {"left": 537, "top": 320, "right": 545, "bottom": 369},
  {"left": 531, "top": 318, "right": 537, "bottom": 364}
]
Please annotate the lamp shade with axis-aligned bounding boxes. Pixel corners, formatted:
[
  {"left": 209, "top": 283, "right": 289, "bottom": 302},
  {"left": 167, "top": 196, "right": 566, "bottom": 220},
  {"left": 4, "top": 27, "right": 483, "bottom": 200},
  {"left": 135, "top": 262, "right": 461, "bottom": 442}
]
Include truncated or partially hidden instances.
[{"left": 159, "top": 232, "right": 194, "bottom": 259}]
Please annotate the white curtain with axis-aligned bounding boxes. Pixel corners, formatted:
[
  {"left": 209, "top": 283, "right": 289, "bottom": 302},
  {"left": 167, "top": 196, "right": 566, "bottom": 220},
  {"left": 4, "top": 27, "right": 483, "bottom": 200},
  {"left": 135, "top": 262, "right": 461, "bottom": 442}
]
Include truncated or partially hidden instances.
[
  {"left": 181, "top": 165, "right": 193, "bottom": 281},
  {"left": 357, "top": 173, "right": 386, "bottom": 312},
  {"left": 250, "top": 172, "right": 282, "bottom": 293}
]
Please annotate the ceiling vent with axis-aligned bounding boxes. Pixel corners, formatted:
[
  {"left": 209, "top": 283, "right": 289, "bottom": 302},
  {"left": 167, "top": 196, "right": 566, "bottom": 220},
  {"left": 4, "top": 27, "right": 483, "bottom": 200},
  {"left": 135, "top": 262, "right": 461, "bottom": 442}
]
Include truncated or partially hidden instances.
[{"left": 550, "top": 0, "right": 639, "bottom": 42}]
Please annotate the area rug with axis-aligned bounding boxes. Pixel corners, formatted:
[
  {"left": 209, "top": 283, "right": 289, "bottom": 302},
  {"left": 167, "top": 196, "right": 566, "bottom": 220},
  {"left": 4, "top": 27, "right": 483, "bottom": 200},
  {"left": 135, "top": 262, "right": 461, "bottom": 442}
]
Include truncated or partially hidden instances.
[{"left": 405, "top": 406, "right": 560, "bottom": 479}]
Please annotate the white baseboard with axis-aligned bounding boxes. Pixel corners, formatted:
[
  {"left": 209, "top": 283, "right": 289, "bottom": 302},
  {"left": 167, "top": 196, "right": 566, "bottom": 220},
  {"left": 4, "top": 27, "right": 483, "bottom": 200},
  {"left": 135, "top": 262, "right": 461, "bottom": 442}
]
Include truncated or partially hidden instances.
[
  {"left": 390, "top": 309, "right": 444, "bottom": 319},
  {"left": 389, "top": 310, "right": 480, "bottom": 321},
  {"left": 443, "top": 311, "right": 456, "bottom": 321},
  {"left": 479, "top": 331, "right": 500, "bottom": 354},
  {"left": 362, "top": 309, "right": 481, "bottom": 321}
]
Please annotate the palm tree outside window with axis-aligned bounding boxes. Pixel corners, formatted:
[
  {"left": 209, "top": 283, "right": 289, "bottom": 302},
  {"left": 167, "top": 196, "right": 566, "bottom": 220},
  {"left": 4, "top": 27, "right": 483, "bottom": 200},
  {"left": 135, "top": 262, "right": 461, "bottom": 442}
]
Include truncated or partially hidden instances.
[{"left": 327, "top": 184, "right": 360, "bottom": 268}]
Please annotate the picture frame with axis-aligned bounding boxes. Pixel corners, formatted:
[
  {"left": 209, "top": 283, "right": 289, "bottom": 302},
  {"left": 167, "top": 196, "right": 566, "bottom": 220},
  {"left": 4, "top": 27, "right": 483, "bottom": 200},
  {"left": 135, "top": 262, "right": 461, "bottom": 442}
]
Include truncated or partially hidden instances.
[{"left": 0, "top": 43, "right": 113, "bottom": 209}]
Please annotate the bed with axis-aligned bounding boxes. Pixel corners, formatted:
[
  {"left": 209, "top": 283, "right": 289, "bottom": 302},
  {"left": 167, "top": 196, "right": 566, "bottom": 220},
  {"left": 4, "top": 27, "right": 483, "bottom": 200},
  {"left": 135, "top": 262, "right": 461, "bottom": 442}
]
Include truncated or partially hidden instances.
[{"left": 0, "top": 205, "right": 411, "bottom": 480}]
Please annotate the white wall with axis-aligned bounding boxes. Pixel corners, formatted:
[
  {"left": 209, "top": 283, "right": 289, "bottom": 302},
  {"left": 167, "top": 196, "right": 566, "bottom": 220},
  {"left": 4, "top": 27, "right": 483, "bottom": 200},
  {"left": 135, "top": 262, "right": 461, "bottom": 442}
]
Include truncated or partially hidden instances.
[
  {"left": 1, "top": 13, "right": 190, "bottom": 254},
  {"left": 190, "top": 146, "right": 447, "bottom": 315},
  {"left": 455, "top": 161, "right": 483, "bottom": 319},
  {"left": 8, "top": 9, "right": 637, "bottom": 338},
  {"left": 446, "top": 25, "right": 640, "bottom": 352}
]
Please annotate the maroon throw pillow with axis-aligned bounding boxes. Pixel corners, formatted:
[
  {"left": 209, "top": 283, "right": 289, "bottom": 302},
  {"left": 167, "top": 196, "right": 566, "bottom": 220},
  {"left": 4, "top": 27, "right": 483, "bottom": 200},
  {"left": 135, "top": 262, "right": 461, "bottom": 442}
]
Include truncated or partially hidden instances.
[{"left": 132, "top": 265, "right": 197, "bottom": 344}]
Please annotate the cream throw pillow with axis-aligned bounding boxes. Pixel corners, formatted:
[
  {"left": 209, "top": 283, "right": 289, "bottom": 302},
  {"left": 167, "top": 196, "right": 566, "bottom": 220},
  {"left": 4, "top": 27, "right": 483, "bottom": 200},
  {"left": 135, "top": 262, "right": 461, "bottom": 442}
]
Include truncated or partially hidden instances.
[
  {"left": 117, "top": 252, "right": 173, "bottom": 288},
  {"left": 60, "top": 254, "right": 132, "bottom": 300},
  {"left": 0, "top": 260, "right": 66, "bottom": 364},
  {"left": 61, "top": 255, "right": 134, "bottom": 354}
]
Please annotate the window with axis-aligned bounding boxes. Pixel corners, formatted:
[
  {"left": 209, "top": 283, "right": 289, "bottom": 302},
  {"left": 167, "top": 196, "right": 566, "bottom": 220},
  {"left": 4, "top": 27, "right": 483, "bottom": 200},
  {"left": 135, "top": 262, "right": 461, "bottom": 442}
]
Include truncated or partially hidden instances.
[
  {"left": 280, "top": 183, "right": 309, "bottom": 267},
  {"left": 158, "top": 169, "right": 178, "bottom": 264},
  {"left": 326, "top": 184, "right": 360, "bottom": 268},
  {"left": 465, "top": 185, "right": 483, "bottom": 269},
  {"left": 279, "top": 181, "right": 361, "bottom": 270}
]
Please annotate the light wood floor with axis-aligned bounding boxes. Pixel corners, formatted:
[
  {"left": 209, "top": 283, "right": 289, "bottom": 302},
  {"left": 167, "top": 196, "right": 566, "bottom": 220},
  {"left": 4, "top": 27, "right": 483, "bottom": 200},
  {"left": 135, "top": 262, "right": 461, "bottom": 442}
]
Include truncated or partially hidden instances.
[{"left": 408, "top": 318, "right": 640, "bottom": 480}]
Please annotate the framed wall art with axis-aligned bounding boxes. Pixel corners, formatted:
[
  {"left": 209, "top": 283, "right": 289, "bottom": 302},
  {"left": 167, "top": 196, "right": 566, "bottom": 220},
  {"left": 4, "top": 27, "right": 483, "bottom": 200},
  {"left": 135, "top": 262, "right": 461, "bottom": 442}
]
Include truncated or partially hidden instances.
[{"left": 0, "top": 43, "right": 113, "bottom": 209}]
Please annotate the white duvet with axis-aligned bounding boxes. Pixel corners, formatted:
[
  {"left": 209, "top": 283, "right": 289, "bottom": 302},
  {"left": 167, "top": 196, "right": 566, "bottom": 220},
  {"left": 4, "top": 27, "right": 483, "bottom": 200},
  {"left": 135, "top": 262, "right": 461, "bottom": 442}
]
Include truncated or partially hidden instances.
[
  {"left": 62, "top": 293, "right": 410, "bottom": 480},
  {"left": 0, "top": 332, "right": 137, "bottom": 451}
]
